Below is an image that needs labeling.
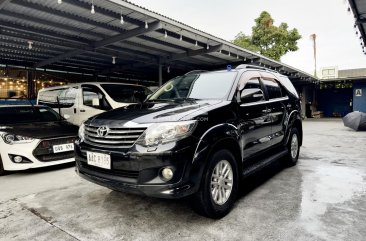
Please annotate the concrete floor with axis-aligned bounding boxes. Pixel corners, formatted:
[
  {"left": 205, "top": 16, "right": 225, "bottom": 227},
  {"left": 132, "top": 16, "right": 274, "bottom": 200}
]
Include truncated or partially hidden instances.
[{"left": 0, "top": 119, "right": 365, "bottom": 241}]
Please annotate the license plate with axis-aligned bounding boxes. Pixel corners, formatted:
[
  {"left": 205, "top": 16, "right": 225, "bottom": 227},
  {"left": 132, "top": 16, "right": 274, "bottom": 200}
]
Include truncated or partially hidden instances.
[
  {"left": 87, "top": 151, "right": 111, "bottom": 169},
  {"left": 53, "top": 143, "right": 74, "bottom": 153}
]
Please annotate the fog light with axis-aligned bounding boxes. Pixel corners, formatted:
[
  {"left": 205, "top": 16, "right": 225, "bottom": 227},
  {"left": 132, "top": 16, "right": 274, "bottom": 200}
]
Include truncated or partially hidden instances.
[
  {"left": 162, "top": 167, "right": 174, "bottom": 181},
  {"left": 13, "top": 156, "right": 23, "bottom": 163}
]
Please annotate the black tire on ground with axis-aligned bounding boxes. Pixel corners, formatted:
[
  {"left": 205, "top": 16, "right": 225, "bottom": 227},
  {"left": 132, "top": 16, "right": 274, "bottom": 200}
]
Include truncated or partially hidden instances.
[
  {"left": 284, "top": 128, "right": 300, "bottom": 167},
  {"left": 192, "top": 149, "right": 239, "bottom": 219},
  {"left": 0, "top": 156, "right": 5, "bottom": 176}
]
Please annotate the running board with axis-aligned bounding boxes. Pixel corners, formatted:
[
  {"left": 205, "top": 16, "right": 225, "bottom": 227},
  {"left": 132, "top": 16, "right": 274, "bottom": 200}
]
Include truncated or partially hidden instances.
[{"left": 242, "top": 149, "right": 288, "bottom": 177}]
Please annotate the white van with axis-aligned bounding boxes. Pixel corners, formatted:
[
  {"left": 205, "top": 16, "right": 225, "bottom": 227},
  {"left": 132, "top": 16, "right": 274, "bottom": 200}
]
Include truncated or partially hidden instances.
[{"left": 37, "top": 82, "right": 151, "bottom": 126}]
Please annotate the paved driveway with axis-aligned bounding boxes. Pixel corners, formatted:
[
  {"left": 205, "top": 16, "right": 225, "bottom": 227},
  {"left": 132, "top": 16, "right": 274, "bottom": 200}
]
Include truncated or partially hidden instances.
[{"left": 1, "top": 119, "right": 365, "bottom": 241}]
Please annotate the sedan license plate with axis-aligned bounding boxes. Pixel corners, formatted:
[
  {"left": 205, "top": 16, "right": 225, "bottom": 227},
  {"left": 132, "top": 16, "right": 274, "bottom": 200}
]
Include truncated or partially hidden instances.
[
  {"left": 87, "top": 151, "right": 111, "bottom": 169},
  {"left": 53, "top": 143, "right": 74, "bottom": 153}
]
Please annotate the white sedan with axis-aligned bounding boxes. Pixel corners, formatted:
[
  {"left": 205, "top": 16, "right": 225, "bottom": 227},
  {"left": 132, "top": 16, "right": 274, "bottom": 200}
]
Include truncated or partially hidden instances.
[{"left": 0, "top": 105, "right": 78, "bottom": 175}]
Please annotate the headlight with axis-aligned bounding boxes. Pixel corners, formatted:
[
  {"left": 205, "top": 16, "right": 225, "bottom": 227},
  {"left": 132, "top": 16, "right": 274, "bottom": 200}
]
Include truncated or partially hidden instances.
[
  {"left": 136, "top": 120, "right": 197, "bottom": 146},
  {"left": 78, "top": 123, "right": 85, "bottom": 142},
  {"left": 0, "top": 132, "right": 34, "bottom": 145}
]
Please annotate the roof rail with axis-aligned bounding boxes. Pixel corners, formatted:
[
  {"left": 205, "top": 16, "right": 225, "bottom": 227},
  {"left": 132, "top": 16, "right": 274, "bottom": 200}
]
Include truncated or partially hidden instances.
[
  {"left": 235, "top": 64, "right": 279, "bottom": 74},
  {"left": 184, "top": 70, "right": 208, "bottom": 75}
]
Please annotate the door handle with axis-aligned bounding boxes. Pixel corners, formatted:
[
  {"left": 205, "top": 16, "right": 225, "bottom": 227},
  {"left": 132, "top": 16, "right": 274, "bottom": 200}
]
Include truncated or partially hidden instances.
[{"left": 80, "top": 109, "right": 86, "bottom": 113}]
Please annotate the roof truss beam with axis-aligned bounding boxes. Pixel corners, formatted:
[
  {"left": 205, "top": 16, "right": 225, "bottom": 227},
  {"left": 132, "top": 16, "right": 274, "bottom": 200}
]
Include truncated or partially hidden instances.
[
  {"left": 35, "top": 21, "right": 162, "bottom": 68},
  {"left": 169, "top": 44, "right": 223, "bottom": 61},
  {"left": 0, "top": 0, "right": 11, "bottom": 10}
]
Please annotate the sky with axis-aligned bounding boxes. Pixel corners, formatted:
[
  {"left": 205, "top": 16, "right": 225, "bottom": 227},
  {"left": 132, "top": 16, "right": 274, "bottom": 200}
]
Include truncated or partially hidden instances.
[{"left": 128, "top": 0, "right": 365, "bottom": 75}]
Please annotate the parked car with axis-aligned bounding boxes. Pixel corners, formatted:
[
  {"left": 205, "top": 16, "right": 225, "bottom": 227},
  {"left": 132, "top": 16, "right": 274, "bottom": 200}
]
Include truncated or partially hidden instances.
[
  {"left": 75, "top": 65, "right": 303, "bottom": 218},
  {"left": 37, "top": 82, "right": 152, "bottom": 126},
  {"left": 0, "top": 105, "right": 78, "bottom": 175}
]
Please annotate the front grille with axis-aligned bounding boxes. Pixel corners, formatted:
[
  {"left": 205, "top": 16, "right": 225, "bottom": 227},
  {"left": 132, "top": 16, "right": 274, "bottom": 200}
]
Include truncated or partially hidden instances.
[
  {"left": 84, "top": 124, "right": 146, "bottom": 149},
  {"left": 80, "top": 162, "right": 139, "bottom": 179},
  {"left": 33, "top": 136, "right": 77, "bottom": 162}
]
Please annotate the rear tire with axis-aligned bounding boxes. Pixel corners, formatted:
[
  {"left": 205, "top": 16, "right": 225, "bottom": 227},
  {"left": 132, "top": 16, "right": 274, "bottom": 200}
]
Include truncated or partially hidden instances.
[
  {"left": 284, "top": 128, "right": 300, "bottom": 166},
  {"left": 192, "top": 149, "right": 238, "bottom": 219}
]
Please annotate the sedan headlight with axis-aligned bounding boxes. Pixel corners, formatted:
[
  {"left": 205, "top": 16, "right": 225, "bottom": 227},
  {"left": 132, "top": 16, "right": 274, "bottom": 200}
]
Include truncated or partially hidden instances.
[
  {"left": 0, "top": 132, "right": 34, "bottom": 145},
  {"left": 78, "top": 123, "right": 85, "bottom": 142},
  {"left": 136, "top": 120, "right": 197, "bottom": 146}
]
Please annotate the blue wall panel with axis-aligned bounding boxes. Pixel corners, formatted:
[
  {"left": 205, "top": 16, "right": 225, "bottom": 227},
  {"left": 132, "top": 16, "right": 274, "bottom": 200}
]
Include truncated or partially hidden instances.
[
  {"left": 317, "top": 88, "right": 353, "bottom": 117},
  {"left": 353, "top": 83, "right": 366, "bottom": 113}
]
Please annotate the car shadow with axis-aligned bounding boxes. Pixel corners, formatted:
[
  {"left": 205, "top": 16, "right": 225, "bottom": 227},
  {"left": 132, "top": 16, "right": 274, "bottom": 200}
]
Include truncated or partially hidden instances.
[
  {"left": 237, "top": 160, "right": 286, "bottom": 199},
  {"left": 103, "top": 160, "right": 287, "bottom": 221}
]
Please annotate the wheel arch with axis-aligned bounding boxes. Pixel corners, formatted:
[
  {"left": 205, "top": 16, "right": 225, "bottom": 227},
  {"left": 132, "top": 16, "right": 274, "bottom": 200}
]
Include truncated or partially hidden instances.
[{"left": 284, "top": 111, "right": 303, "bottom": 147}]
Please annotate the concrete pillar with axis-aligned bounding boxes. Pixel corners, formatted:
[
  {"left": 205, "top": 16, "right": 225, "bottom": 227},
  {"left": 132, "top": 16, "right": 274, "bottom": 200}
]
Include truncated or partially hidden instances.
[
  {"left": 158, "top": 57, "right": 162, "bottom": 86},
  {"left": 27, "top": 70, "right": 35, "bottom": 99},
  {"left": 301, "top": 87, "right": 306, "bottom": 118}
]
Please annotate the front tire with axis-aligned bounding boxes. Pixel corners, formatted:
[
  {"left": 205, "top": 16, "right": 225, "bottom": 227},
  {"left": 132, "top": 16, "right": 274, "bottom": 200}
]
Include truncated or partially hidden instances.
[
  {"left": 284, "top": 128, "right": 300, "bottom": 166},
  {"left": 192, "top": 149, "right": 238, "bottom": 219}
]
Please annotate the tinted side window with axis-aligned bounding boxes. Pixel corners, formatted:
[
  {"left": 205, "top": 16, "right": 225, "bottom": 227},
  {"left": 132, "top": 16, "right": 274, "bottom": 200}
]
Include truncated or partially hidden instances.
[
  {"left": 82, "top": 86, "right": 111, "bottom": 111},
  {"left": 59, "top": 88, "right": 78, "bottom": 107},
  {"left": 262, "top": 79, "right": 282, "bottom": 99},
  {"left": 38, "top": 87, "right": 77, "bottom": 108},
  {"left": 244, "top": 78, "right": 262, "bottom": 89},
  {"left": 241, "top": 78, "right": 265, "bottom": 103}
]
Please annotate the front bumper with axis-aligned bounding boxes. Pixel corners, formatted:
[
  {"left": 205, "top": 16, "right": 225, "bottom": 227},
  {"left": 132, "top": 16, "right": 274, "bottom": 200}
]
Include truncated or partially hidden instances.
[
  {"left": 75, "top": 140, "right": 201, "bottom": 199},
  {"left": 0, "top": 138, "right": 75, "bottom": 171}
]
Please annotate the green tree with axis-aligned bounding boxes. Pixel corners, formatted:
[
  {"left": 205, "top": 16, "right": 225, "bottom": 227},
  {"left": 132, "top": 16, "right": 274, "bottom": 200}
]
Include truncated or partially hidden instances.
[{"left": 232, "top": 11, "right": 301, "bottom": 61}]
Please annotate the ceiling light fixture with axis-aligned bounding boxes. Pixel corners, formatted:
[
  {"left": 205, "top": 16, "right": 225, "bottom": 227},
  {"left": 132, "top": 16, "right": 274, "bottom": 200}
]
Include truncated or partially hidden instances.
[
  {"left": 112, "top": 56, "right": 116, "bottom": 64},
  {"left": 57, "top": 0, "right": 62, "bottom": 4},
  {"left": 145, "top": 20, "right": 148, "bottom": 29},
  {"left": 91, "top": 0, "right": 95, "bottom": 14},
  {"left": 164, "top": 30, "right": 168, "bottom": 38},
  {"left": 27, "top": 40, "right": 33, "bottom": 50},
  {"left": 120, "top": 8, "right": 124, "bottom": 24}
]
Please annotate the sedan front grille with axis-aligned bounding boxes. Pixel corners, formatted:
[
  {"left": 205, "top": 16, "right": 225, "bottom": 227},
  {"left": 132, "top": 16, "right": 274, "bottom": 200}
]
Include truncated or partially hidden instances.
[
  {"left": 33, "top": 136, "right": 77, "bottom": 162},
  {"left": 84, "top": 125, "right": 146, "bottom": 149}
]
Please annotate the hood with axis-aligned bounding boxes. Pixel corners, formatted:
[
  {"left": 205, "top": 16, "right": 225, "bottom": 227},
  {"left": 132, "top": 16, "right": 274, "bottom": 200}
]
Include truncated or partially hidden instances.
[
  {"left": 0, "top": 121, "right": 78, "bottom": 139},
  {"left": 88, "top": 99, "right": 223, "bottom": 126}
]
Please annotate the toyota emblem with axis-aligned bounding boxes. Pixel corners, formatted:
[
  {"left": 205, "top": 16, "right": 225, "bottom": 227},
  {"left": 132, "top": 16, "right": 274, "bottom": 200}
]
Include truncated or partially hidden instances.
[{"left": 96, "top": 126, "right": 109, "bottom": 137}]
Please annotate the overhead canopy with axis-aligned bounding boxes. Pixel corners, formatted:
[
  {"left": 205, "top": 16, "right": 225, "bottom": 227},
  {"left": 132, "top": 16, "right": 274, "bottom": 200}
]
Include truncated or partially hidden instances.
[
  {"left": 0, "top": 0, "right": 318, "bottom": 85},
  {"left": 349, "top": 0, "right": 366, "bottom": 54}
]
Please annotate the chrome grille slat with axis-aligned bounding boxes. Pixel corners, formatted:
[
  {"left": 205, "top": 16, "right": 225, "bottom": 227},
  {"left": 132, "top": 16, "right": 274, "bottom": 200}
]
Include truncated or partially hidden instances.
[
  {"left": 84, "top": 124, "right": 146, "bottom": 149},
  {"left": 85, "top": 136, "right": 135, "bottom": 144},
  {"left": 108, "top": 129, "right": 146, "bottom": 134},
  {"left": 85, "top": 132, "right": 140, "bottom": 139}
]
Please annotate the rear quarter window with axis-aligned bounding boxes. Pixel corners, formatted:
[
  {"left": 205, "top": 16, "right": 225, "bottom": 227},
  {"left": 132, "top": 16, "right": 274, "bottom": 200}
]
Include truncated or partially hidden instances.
[{"left": 278, "top": 76, "right": 299, "bottom": 98}]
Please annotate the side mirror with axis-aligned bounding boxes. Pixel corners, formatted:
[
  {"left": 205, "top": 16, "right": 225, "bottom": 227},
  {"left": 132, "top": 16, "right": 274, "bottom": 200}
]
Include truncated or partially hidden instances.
[
  {"left": 92, "top": 98, "right": 100, "bottom": 106},
  {"left": 63, "top": 114, "right": 70, "bottom": 120},
  {"left": 240, "top": 88, "right": 264, "bottom": 103}
]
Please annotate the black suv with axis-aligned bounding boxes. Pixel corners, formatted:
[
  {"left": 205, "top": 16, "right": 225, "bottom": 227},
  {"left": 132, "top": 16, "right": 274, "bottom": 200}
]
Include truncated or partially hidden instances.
[{"left": 75, "top": 65, "right": 302, "bottom": 218}]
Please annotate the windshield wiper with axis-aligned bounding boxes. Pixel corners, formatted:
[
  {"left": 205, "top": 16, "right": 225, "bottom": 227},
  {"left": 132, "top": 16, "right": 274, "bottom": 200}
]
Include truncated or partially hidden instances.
[
  {"left": 145, "top": 97, "right": 200, "bottom": 103},
  {"left": 173, "top": 97, "right": 199, "bottom": 102}
]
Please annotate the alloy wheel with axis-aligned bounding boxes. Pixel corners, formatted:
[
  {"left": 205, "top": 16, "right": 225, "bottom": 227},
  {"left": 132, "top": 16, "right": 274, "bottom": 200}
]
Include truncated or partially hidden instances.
[{"left": 210, "top": 160, "right": 233, "bottom": 205}]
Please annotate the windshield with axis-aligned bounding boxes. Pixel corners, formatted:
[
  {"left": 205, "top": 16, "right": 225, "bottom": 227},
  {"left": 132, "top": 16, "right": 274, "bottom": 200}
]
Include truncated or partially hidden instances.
[
  {"left": 101, "top": 84, "right": 152, "bottom": 103},
  {"left": 0, "top": 106, "right": 62, "bottom": 125},
  {"left": 148, "top": 72, "right": 237, "bottom": 101}
]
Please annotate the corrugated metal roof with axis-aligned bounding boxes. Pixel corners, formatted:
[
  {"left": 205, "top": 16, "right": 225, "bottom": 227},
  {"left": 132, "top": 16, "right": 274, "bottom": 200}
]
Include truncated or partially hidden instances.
[
  {"left": 349, "top": 0, "right": 366, "bottom": 54},
  {"left": 0, "top": 0, "right": 318, "bottom": 84}
]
